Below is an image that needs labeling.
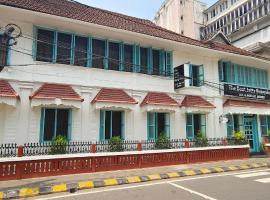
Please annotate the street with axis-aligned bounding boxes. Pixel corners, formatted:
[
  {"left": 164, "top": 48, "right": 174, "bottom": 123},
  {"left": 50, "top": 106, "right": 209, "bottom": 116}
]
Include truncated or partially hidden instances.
[{"left": 32, "top": 168, "right": 270, "bottom": 200}]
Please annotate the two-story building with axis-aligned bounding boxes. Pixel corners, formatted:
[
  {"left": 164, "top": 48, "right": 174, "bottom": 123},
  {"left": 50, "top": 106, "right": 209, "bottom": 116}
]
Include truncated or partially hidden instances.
[{"left": 0, "top": 0, "right": 269, "bottom": 153}]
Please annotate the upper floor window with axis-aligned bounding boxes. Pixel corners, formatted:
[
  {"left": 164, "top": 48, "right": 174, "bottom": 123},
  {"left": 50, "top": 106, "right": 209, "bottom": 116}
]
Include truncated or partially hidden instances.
[
  {"left": 0, "top": 34, "right": 8, "bottom": 67},
  {"left": 34, "top": 27, "right": 172, "bottom": 77},
  {"left": 218, "top": 60, "right": 268, "bottom": 88}
]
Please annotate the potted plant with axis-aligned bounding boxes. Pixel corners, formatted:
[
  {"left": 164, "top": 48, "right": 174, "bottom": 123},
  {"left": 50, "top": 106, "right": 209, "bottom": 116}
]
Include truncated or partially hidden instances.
[
  {"left": 108, "top": 136, "right": 123, "bottom": 152},
  {"left": 195, "top": 131, "right": 208, "bottom": 147},
  {"left": 231, "top": 131, "right": 247, "bottom": 145},
  {"left": 50, "top": 135, "right": 68, "bottom": 155},
  {"left": 155, "top": 133, "right": 171, "bottom": 149}
]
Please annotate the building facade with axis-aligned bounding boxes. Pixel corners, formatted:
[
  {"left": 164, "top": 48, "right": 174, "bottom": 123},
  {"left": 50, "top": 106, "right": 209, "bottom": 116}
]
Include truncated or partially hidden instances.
[
  {"left": 202, "top": 0, "right": 270, "bottom": 58},
  {"left": 154, "top": 0, "right": 207, "bottom": 39},
  {"left": 0, "top": 0, "right": 270, "bottom": 153}
]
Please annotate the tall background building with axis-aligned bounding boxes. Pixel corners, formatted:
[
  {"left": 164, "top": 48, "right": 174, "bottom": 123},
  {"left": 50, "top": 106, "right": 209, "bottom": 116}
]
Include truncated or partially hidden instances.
[
  {"left": 154, "top": 0, "right": 270, "bottom": 58},
  {"left": 154, "top": 0, "right": 207, "bottom": 39}
]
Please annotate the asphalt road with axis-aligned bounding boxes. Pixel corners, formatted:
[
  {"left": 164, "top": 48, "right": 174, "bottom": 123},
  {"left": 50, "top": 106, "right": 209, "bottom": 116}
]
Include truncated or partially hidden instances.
[{"left": 32, "top": 168, "right": 270, "bottom": 200}]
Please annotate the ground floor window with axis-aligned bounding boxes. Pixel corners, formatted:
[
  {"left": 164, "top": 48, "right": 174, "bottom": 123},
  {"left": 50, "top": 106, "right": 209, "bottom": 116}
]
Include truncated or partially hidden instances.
[
  {"left": 40, "top": 108, "right": 72, "bottom": 142},
  {"left": 186, "top": 114, "right": 206, "bottom": 139},
  {"left": 259, "top": 115, "right": 270, "bottom": 137},
  {"left": 147, "top": 112, "right": 170, "bottom": 140},
  {"left": 100, "top": 110, "right": 125, "bottom": 140},
  {"left": 227, "top": 114, "right": 244, "bottom": 137}
]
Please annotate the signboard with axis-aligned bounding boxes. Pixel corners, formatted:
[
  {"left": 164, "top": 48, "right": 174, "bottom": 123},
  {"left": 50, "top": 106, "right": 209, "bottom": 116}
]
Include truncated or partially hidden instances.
[
  {"left": 174, "top": 65, "right": 185, "bottom": 89},
  {"left": 224, "top": 83, "right": 270, "bottom": 101}
]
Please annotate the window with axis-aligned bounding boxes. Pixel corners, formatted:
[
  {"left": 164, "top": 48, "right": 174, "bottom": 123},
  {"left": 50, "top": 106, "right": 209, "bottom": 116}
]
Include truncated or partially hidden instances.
[
  {"left": 226, "top": 114, "right": 244, "bottom": 137},
  {"left": 92, "top": 39, "right": 105, "bottom": 68},
  {"left": 140, "top": 47, "right": 148, "bottom": 74},
  {"left": 186, "top": 114, "right": 206, "bottom": 139},
  {"left": 100, "top": 110, "right": 124, "bottom": 140},
  {"left": 147, "top": 112, "right": 170, "bottom": 140},
  {"left": 74, "top": 36, "right": 88, "bottom": 67},
  {"left": 124, "top": 44, "right": 133, "bottom": 72},
  {"left": 108, "top": 42, "right": 120, "bottom": 71},
  {"left": 40, "top": 108, "right": 71, "bottom": 142},
  {"left": 36, "top": 29, "right": 54, "bottom": 62},
  {"left": 0, "top": 34, "right": 8, "bottom": 67},
  {"left": 190, "top": 64, "right": 204, "bottom": 87},
  {"left": 260, "top": 115, "right": 270, "bottom": 136},
  {"left": 218, "top": 61, "right": 268, "bottom": 88},
  {"left": 152, "top": 50, "right": 160, "bottom": 75},
  {"left": 57, "top": 33, "right": 72, "bottom": 64}
]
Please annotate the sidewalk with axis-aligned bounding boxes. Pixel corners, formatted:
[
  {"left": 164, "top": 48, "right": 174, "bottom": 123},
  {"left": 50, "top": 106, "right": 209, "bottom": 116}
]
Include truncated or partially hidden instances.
[{"left": 0, "top": 158, "right": 269, "bottom": 192}]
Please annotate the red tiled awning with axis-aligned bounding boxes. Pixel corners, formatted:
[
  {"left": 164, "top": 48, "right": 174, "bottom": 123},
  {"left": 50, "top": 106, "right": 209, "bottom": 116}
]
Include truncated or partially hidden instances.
[
  {"left": 141, "top": 92, "right": 179, "bottom": 107},
  {"left": 180, "top": 95, "right": 215, "bottom": 108},
  {"left": 0, "top": 80, "right": 19, "bottom": 99},
  {"left": 223, "top": 99, "right": 270, "bottom": 108},
  {"left": 30, "top": 83, "right": 84, "bottom": 102},
  {"left": 91, "top": 88, "right": 137, "bottom": 104}
]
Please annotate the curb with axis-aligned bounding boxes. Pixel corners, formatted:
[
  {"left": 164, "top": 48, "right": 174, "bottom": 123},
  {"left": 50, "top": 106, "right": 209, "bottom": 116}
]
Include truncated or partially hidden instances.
[{"left": 0, "top": 162, "right": 269, "bottom": 199}]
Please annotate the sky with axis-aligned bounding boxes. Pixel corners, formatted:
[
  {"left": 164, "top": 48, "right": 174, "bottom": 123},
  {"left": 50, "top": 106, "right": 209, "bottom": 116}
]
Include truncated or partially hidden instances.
[{"left": 77, "top": 0, "right": 216, "bottom": 20}]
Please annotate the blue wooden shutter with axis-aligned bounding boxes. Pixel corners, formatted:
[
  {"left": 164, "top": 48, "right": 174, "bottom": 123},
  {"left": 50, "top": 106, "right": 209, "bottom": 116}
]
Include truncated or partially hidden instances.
[
  {"left": 99, "top": 110, "right": 105, "bottom": 141},
  {"left": 200, "top": 114, "right": 206, "bottom": 136},
  {"left": 147, "top": 48, "right": 153, "bottom": 74},
  {"left": 52, "top": 31, "right": 58, "bottom": 63},
  {"left": 227, "top": 114, "right": 234, "bottom": 138},
  {"left": 159, "top": 50, "right": 165, "bottom": 75},
  {"left": 186, "top": 114, "right": 194, "bottom": 139},
  {"left": 260, "top": 115, "right": 268, "bottom": 136},
  {"left": 32, "top": 26, "right": 38, "bottom": 60},
  {"left": 119, "top": 43, "right": 124, "bottom": 71},
  {"left": 198, "top": 65, "right": 204, "bottom": 86},
  {"left": 189, "top": 64, "right": 193, "bottom": 86},
  {"left": 39, "top": 108, "right": 45, "bottom": 143},
  {"left": 104, "top": 40, "right": 109, "bottom": 69},
  {"left": 121, "top": 111, "right": 125, "bottom": 140},
  {"left": 68, "top": 109, "right": 72, "bottom": 141},
  {"left": 218, "top": 60, "right": 224, "bottom": 82},
  {"left": 165, "top": 113, "right": 170, "bottom": 138},
  {"left": 133, "top": 45, "right": 140, "bottom": 73},
  {"left": 147, "top": 112, "right": 156, "bottom": 140},
  {"left": 87, "top": 37, "right": 92, "bottom": 67},
  {"left": 166, "top": 52, "right": 172, "bottom": 76},
  {"left": 70, "top": 34, "right": 75, "bottom": 65}
]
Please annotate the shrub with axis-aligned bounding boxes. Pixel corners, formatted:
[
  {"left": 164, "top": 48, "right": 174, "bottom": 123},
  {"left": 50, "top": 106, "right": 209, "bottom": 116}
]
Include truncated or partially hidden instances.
[
  {"left": 108, "top": 136, "right": 123, "bottom": 152},
  {"left": 50, "top": 135, "right": 68, "bottom": 155},
  {"left": 155, "top": 133, "right": 171, "bottom": 149},
  {"left": 259, "top": 142, "right": 266, "bottom": 154},
  {"left": 194, "top": 131, "right": 208, "bottom": 147},
  {"left": 231, "top": 131, "right": 247, "bottom": 145}
]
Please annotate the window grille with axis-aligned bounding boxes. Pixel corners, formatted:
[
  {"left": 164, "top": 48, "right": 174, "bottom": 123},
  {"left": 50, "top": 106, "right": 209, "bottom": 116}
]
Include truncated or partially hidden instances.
[
  {"left": 74, "top": 36, "right": 88, "bottom": 67},
  {"left": 36, "top": 29, "right": 54, "bottom": 62},
  {"left": 57, "top": 33, "right": 72, "bottom": 64}
]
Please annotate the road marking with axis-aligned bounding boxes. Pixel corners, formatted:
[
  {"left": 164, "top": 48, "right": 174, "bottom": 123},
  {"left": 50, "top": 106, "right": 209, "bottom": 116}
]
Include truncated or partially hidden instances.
[
  {"left": 234, "top": 171, "right": 270, "bottom": 178},
  {"left": 255, "top": 177, "right": 270, "bottom": 183},
  {"left": 169, "top": 182, "right": 217, "bottom": 200},
  {"left": 36, "top": 169, "right": 270, "bottom": 200}
]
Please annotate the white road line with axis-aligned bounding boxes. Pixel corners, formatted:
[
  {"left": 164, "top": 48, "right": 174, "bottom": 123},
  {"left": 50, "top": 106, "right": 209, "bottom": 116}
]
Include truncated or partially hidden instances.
[
  {"left": 234, "top": 172, "right": 270, "bottom": 178},
  {"left": 35, "top": 169, "right": 270, "bottom": 200},
  {"left": 255, "top": 177, "right": 270, "bottom": 183},
  {"left": 169, "top": 182, "right": 218, "bottom": 200}
]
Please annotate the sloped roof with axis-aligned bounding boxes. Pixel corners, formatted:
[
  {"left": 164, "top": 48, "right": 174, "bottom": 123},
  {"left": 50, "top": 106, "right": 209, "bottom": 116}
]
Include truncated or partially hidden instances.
[
  {"left": 141, "top": 92, "right": 179, "bottom": 106},
  {"left": 91, "top": 88, "right": 137, "bottom": 104},
  {"left": 0, "top": 80, "right": 19, "bottom": 98},
  {"left": 180, "top": 95, "right": 215, "bottom": 108},
  {"left": 223, "top": 99, "right": 270, "bottom": 108},
  {"left": 0, "top": 0, "right": 269, "bottom": 61},
  {"left": 30, "top": 83, "right": 84, "bottom": 101}
]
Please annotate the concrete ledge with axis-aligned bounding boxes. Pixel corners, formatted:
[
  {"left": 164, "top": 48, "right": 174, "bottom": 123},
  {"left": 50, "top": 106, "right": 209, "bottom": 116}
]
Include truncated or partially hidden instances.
[{"left": 0, "top": 161, "right": 268, "bottom": 200}]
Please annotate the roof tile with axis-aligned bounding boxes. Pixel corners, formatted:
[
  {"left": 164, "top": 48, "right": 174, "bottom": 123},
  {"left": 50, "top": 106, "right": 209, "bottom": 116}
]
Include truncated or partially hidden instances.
[
  {"left": 30, "top": 83, "right": 83, "bottom": 101},
  {"left": 0, "top": 0, "right": 269, "bottom": 61},
  {"left": 223, "top": 99, "right": 270, "bottom": 108},
  {"left": 0, "top": 80, "right": 19, "bottom": 98},
  {"left": 180, "top": 95, "right": 215, "bottom": 108},
  {"left": 91, "top": 88, "right": 137, "bottom": 104},
  {"left": 141, "top": 92, "right": 179, "bottom": 106}
]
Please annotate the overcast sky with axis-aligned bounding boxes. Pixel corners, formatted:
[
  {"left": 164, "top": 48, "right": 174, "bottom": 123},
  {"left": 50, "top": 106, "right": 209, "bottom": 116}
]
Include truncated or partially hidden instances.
[{"left": 77, "top": 0, "right": 216, "bottom": 20}]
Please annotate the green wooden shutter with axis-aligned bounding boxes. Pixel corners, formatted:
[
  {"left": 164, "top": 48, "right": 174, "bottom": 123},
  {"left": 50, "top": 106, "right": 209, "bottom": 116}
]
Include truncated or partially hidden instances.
[
  {"left": 200, "top": 114, "right": 206, "bottom": 136},
  {"left": 189, "top": 64, "right": 193, "bottom": 86},
  {"left": 87, "top": 37, "right": 92, "bottom": 67},
  {"left": 147, "top": 47, "right": 153, "bottom": 75},
  {"left": 70, "top": 34, "right": 75, "bottom": 65},
  {"left": 52, "top": 31, "right": 58, "bottom": 63},
  {"left": 239, "top": 115, "right": 244, "bottom": 132},
  {"left": 121, "top": 111, "right": 125, "bottom": 140},
  {"left": 165, "top": 113, "right": 170, "bottom": 138},
  {"left": 186, "top": 114, "right": 194, "bottom": 139},
  {"left": 39, "top": 108, "right": 45, "bottom": 143},
  {"left": 133, "top": 45, "right": 140, "bottom": 73},
  {"left": 260, "top": 115, "right": 268, "bottom": 136},
  {"left": 147, "top": 112, "right": 156, "bottom": 140},
  {"left": 159, "top": 50, "right": 165, "bottom": 75},
  {"left": 32, "top": 26, "right": 38, "bottom": 60},
  {"left": 104, "top": 40, "right": 109, "bottom": 69},
  {"left": 227, "top": 114, "right": 234, "bottom": 138},
  {"left": 99, "top": 110, "right": 105, "bottom": 141},
  {"left": 119, "top": 43, "right": 124, "bottom": 71},
  {"left": 166, "top": 52, "right": 172, "bottom": 76},
  {"left": 68, "top": 109, "right": 72, "bottom": 141},
  {"left": 218, "top": 60, "right": 224, "bottom": 82},
  {"left": 198, "top": 65, "right": 204, "bottom": 86}
]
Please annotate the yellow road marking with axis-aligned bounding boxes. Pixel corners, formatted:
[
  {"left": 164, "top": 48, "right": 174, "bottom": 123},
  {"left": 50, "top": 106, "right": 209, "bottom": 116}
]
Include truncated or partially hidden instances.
[
  {"left": 240, "top": 165, "right": 250, "bottom": 169},
  {"left": 78, "top": 181, "right": 94, "bottom": 189},
  {"left": 19, "top": 188, "right": 39, "bottom": 197},
  {"left": 214, "top": 167, "right": 224, "bottom": 172},
  {"left": 183, "top": 170, "right": 196, "bottom": 176},
  {"left": 0, "top": 192, "right": 4, "bottom": 199},
  {"left": 147, "top": 174, "right": 161, "bottom": 180},
  {"left": 52, "top": 184, "right": 67, "bottom": 193},
  {"left": 126, "top": 176, "right": 141, "bottom": 183},
  {"left": 200, "top": 168, "right": 211, "bottom": 174},
  {"left": 228, "top": 166, "right": 238, "bottom": 171},
  {"left": 167, "top": 172, "right": 180, "bottom": 178},
  {"left": 104, "top": 179, "right": 118, "bottom": 186}
]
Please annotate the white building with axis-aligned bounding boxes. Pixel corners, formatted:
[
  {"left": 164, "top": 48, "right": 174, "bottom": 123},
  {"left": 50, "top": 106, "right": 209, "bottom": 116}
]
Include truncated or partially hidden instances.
[
  {"left": 0, "top": 0, "right": 270, "bottom": 153},
  {"left": 203, "top": 0, "right": 270, "bottom": 58},
  {"left": 154, "top": 0, "right": 207, "bottom": 39}
]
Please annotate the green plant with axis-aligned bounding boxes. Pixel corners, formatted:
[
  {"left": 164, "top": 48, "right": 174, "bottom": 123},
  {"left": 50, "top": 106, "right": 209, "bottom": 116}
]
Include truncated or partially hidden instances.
[
  {"left": 194, "top": 131, "right": 208, "bottom": 147},
  {"left": 259, "top": 142, "right": 266, "bottom": 154},
  {"left": 50, "top": 135, "right": 68, "bottom": 155},
  {"left": 155, "top": 133, "right": 171, "bottom": 149},
  {"left": 108, "top": 136, "right": 123, "bottom": 152},
  {"left": 231, "top": 131, "right": 247, "bottom": 145}
]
